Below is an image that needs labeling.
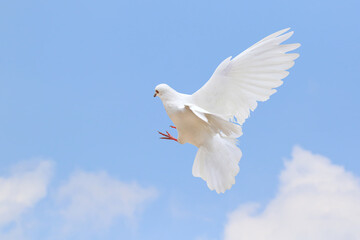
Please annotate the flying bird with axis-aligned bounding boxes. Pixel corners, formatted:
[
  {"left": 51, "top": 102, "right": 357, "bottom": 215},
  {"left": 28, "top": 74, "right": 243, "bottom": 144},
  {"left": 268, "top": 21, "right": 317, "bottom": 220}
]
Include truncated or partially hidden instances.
[{"left": 154, "top": 28, "right": 300, "bottom": 193}]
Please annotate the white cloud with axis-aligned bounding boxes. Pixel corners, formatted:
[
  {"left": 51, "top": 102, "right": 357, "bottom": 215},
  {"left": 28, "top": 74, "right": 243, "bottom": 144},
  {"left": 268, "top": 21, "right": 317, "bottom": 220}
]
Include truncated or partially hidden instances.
[
  {"left": 0, "top": 159, "right": 53, "bottom": 240},
  {"left": 57, "top": 170, "right": 158, "bottom": 232},
  {"left": 0, "top": 160, "right": 54, "bottom": 227},
  {"left": 224, "top": 146, "right": 360, "bottom": 240}
]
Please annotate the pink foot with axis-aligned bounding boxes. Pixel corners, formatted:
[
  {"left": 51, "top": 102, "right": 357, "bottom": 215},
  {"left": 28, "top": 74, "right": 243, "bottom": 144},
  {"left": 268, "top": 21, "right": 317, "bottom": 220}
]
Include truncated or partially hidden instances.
[
  {"left": 158, "top": 130, "right": 178, "bottom": 142},
  {"left": 170, "top": 125, "right": 176, "bottom": 129}
]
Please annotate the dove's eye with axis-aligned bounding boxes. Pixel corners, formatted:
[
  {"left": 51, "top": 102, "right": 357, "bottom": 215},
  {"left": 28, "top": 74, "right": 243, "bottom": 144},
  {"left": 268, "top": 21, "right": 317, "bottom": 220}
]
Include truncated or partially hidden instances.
[{"left": 156, "top": 90, "right": 159, "bottom": 94}]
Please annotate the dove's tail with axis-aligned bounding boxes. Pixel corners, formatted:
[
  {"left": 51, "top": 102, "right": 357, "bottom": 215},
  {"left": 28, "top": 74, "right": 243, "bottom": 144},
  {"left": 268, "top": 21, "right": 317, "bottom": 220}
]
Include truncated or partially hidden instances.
[{"left": 192, "top": 134, "right": 242, "bottom": 193}]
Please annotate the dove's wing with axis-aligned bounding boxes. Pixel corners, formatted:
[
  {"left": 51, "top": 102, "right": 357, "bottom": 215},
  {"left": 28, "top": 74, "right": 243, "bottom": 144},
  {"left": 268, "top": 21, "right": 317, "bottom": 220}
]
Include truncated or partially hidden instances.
[
  {"left": 185, "top": 104, "right": 243, "bottom": 138},
  {"left": 191, "top": 28, "right": 300, "bottom": 125}
]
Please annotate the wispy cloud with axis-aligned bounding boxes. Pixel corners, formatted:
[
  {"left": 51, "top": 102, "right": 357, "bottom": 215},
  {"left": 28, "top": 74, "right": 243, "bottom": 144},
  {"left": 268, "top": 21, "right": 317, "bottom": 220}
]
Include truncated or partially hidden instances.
[
  {"left": 0, "top": 159, "right": 54, "bottom": 239},
  {"left": 57, "top": 170, "right": 158, "bottom": 233},
  {"left": 224, "top": 146, "right": 360, "bottom": 240},
  {"left": 0, "top": 159, "right": 158, "bottom": 239},
  {"left": 0, "top": 160, "right": 53, "bottom": 226}
]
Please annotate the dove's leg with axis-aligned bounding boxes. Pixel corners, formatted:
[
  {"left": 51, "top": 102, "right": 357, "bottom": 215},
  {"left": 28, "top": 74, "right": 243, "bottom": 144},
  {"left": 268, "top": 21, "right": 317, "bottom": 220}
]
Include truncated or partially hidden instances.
[
  {"left": 170, "top": 125, "right": 176, "bottom": 129},
  {"left": 158, "top": 131, "right": 178, "bottom": 142}
]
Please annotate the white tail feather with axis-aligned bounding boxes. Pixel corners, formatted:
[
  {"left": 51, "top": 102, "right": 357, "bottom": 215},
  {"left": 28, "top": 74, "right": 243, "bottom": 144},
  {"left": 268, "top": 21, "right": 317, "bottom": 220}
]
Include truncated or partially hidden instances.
[{"left": 192, "top": 134, "right": 242, "bottom": 193}]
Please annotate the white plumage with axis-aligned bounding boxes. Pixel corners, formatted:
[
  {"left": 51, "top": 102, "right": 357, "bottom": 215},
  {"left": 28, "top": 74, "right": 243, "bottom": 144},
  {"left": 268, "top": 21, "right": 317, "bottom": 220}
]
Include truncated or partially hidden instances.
[{"left": 154, "top": 28, "right": 300, "bottom": 193}]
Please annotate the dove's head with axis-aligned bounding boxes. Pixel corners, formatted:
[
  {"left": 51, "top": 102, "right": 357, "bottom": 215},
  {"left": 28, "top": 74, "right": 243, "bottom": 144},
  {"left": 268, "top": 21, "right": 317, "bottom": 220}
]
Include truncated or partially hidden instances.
[{"left": 154, "top": 84, "right": 176, "bottom": 100}]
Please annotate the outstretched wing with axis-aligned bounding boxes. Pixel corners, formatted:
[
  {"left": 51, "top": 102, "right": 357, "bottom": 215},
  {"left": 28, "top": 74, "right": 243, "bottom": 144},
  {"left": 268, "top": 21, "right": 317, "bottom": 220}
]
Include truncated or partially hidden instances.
[{"left": 191, "top": 28, "right": 300, "bottom": 125}]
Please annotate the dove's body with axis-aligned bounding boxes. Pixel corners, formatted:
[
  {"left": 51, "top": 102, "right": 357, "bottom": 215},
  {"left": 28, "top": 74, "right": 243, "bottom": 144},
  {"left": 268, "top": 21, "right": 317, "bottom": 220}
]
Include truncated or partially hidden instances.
[
  {"left": 161, "top": 92, "right": 212, "bottom": 147},
  {"left": 158, "top": 87, "right": 243, "bottom": 192},
  {"left": 155, "top": 28, "right": 300, "bottom": 193},
  {"left": 167, "top": 104, "right": 210, "bottom": 147}
]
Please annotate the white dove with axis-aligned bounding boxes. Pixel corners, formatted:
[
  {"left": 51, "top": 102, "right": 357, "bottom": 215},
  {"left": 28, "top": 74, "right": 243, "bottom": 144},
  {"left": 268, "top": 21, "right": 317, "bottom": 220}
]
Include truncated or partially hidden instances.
[{"left": 154, "top": 28, "right": 300, "bottom": 193}]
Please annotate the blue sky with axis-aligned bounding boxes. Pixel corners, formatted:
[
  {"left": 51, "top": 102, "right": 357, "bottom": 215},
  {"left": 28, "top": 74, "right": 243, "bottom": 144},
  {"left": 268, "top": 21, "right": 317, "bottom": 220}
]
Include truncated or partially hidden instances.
[{"left": 0, "top": 0, "right": 359, "bottom": 239}]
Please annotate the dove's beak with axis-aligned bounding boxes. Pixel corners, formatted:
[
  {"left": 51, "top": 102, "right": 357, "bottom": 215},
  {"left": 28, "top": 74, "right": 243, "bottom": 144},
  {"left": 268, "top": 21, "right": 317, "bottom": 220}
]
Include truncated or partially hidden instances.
[
  {"left": 153, "top": 92, "right": 157, "bottom": 97},
  {"left": 154, "top": 90, "right": 159, "bottom": 97}
]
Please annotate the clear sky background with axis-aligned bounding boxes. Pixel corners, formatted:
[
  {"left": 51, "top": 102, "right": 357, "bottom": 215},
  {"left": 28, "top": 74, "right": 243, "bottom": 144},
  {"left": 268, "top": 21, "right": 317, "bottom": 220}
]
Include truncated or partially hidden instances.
[{"left": 0, "top": 0, "right": 359, "bottom": 240}]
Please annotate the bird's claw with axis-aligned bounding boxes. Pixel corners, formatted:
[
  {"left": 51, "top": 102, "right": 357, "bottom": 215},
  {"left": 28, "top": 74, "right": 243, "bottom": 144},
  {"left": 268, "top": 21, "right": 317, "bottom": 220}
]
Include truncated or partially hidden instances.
[{"left": 158, "top": 130, "right": 178, "bottom": 142}]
